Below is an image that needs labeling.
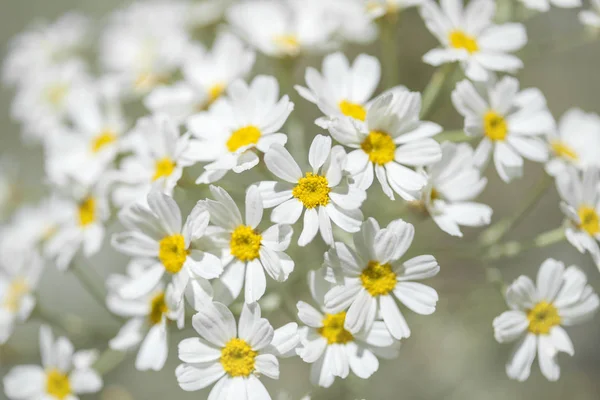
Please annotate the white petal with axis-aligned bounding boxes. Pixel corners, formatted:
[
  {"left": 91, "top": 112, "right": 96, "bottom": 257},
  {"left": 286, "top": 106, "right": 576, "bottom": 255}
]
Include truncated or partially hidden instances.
[
  {"left": 380, "top": 294, "right": 411, "bottom": 340},
  {"left": 147, "top": 190, "right": 182, "bottom": 234},
  {"left": 537, "top": 334, "right": 560, "bottom": 381},
  {"left": 506, "top": 333, "right": 537, "bottom": 382},
  {"left": 175, "top": 362, "right": 225, "bottom": 392},
  {"left": 324, "top": 284, "right": 362, "bottom": 313},
  {"left": 178, "top": 337, "right": 222, "bottom": 363},
  {"left": 344, "top": 289, "right": 377, "bottom": 334},
  {"left": 492, "top": 311, "right": 528, "bottom": 343},
  {"left": 308, "top": 135, "right": 332, "bottom": 172},
  {"left": 549, "top": 326, "right": 574, "bottom": 356},
  {"left": 347, "top": 343, "right": 379, "bottom": 379},
  {"left": 118, "top": 264, "right": 164, "bottom": 299},
  {"left": 3, "top": 365, "right": 45, "bottom": 398},
  {"left": 393, "top": 282, "right": 438, "bottom": 315},
  {"left": 268, "top": 322, "right": 300, "bottom": 357},
  {"left": 186, "top": 250, "right": 223, "bottom": 280},
  {"left": 271, "top": 199, "right": 303, "bottom": 224},
  {"left": 398, "top": 255, "right": 440, "bottom": 281},
  {"left": 69, "top": 369, "right": 103, "bottom": 394},
  {"left": 298, "top": 208, "right": 319, "bottom": 247},
  {"left": 192, "top": 302, "right": 236, "bottom": 346},
  {"left": 135, "top": 324, "right": 168, "bottom": 371},
  {"left": 264, "top": 144, "right": 302, "bottom": 183},
  {"left": 297, "top": 301, "right": 324, "bottom": 328},
  {"left": 245, "top": 186, "right": 263, "bottom": 229},
  {"left": 260, "top": 224, "right": 293, "bottom": 252},
  {"left": 536, "top": 258, "right": 565, "bottom": 302},
  {"left": 254, "top": 353, "right": 279, "bottom": 379},
  {"left": 245, "top": 259, "right": 267, "bottom": 303}
]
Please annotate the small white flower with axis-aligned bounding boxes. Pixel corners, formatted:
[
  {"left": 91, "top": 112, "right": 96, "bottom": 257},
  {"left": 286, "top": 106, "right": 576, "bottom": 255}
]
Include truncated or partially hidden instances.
[
  {"left": 187, "top": 75, "right": 293, "bottom": 184},
  {"left": 176, "top": 301, "right": 299, "bottom": 399},
  {"left": 295, "top": 52, "right": 381, "bottom": 129},
  {"left": 556, "top": 167, "right": 600, "bottom": 269},
  {"left": 0, "top": 250, "right": 44, "bottom": 344},
  {"left": 545, "top": 108, "right": 600, "bottom": 177},
  {"left": 493, "top": 259, "right": 599, "bottom": 381},
  {"left": 259, "top": 135, "right": 366, "bottom": 246},
  {"left": 419, "top": 142, "right": 492, "bottom": 237},
  {"left": 323, "top": 218, "right": 440, "bottom": 340},
  {"left": 296, "top": 270, "right": 400, "bottom": 388},
  {"left": 519, "top": 0, "right": 581, "bottom": 12},
  {"left": 3, "top": 325, "right": 102, "bottom": 400},
  {"left": 145, "top": 31, "right": 255, "bottom": 122},
  {"left": 420, "top": 0, "right": 527, "bottom": 81},
  {"left": 329, "top": 88, "right": 442, "bottom": 200},
  {"left": 579, "top": 0, "right": 600, "bottom": 28},
  {"left": 452, "top": 77, "right": 553, "bottom": 183},
  {"left": 201, "top": 185, "right": 294, "bottom": 304},
  {"left": 111, "top": 190, "right": 223, "bottom": 300}
]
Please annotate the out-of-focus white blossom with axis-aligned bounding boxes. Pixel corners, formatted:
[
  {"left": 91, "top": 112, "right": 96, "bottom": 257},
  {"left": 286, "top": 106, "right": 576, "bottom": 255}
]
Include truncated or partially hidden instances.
[
  {"left": 518, "top": 0, "right": 581, "bottom": 12},
  {"left": 579, "top": 0, "right": 600, "bottom": 28}
]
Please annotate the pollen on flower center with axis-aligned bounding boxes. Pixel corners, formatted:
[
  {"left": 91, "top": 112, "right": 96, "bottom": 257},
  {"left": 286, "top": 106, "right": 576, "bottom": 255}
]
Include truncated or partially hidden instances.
[
  {"left": 361, "top": 130, "right": 396, "bottom": 165},
  {"left": 153, "top": 157, "right": 176, "bottom": 181},
  {"left": 158, "top": 234, "right": 188, "bottom": 274},
  {"left": 448, "top": 30, "right": 479, "bottom": 53},
  {"left": 78, "top": 197, "right": 96, "bottom": 226},
  {"left": 148, "top": 291, "right": 168, "bottom": 325},
  {"left": 527, "top": 301, "right": 561, "bottom": 335},
  {"left": 292, "top": 172, "right": 330, "bottom": 209},
  {"left": 273, "top": 34, "right": 300, "bottom": 53},
  {"left": 483, "top": 110, "right": 508, "bottom": 141},
  {"left": 226, "top": 125, "right": 262, "bottom": 152},
  {"left": 46, "top": 369, "right": 71, "bottom": 399},
  {"left": 318, "top": 312, "right": 354, "bottom": 344},
  {"left": 2, "top": 278, "right": 29, "bottom": 312},
  {"left": 339, "top": 100, "right": 367, "bottom": 121},
  {"left": 578, "top": 205, "right": 600, "bottom": 235},
  {"left": 360, "top": 261, "right": 397, "bottom": 296},
  {"left": 220, "top": 338, "right": 257, "bottom": 377},
  {"left": 208, "top": 83, "right": 225, "bottom": 104},
  {"left": 551, "top": 140, "right": 578, "bottom": 161},
  {"left": 230, "top": 225, "right": 262, "bottom": 262},
  {"left": 91, "top": 130, "right": 117, "bottom": 153}
]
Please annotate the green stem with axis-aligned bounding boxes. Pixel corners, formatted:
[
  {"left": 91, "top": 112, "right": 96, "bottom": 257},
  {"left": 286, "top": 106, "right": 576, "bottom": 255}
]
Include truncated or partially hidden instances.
[
  {"left": 379, "top": 14, "right": 399, "bottom": 89},
  {"left": 420, "top": 63, "right": 457, "bottom": 119},
  {"left": 71, "top": 262, "right": 107, "bottom": 307},
  {"left": 483, "top": 227, "right": 566, "bottom": 261},
  {"left": 93, "top": 348, "right": 126, "bottom": 376}
]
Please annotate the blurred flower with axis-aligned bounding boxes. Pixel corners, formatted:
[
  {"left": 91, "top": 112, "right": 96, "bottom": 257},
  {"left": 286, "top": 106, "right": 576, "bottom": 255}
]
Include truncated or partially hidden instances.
[
  {"left": 519, "top": 0, "right": 580, "bottom": 12},
  {"left": 420, "top": 0, "right": 527, "bottom": 81},
  {"left": 579, "top": 0, "right": 600, "bottom": 28},
  {"left": 366, "top": 0, "right": 423, "bottom": 19},
  {"left": 493, "top": 259, "right": 599, "bottom": 381}
]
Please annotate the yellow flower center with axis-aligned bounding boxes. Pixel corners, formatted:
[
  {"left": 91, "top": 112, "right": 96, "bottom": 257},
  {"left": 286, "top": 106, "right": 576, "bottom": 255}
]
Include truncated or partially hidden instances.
[
  {"left": 360, "top": 261, "right": 397, "bottom": 296},
  {"left": 483, "top": 110, "right": 508, "bottom": 141},
  {"left": 273, "top": 34, "right": 300, "bottom": 54},
  {"left": 578, "top": 205, "right": 600, "bottom": 236},
  {"left": 361, "top": 130, "right": 396, "bottom": 165},
  {"left": 46, "top": 369, "right": 71, "bottom": 399},
  {"left": 2, "top": 278, "right": 29, "bottom": 312},
  {"left": 226, "top": 125, "right": 262, "bottom": 153},
  {"left": 292, "top": 173, "right": 330, "bottom": 209},
  {"left": 220, "top": 338, "right": 257, "bottom": 377},
  {"left": 148, "top": 291, "right": 168, "bottom": 325},
  {"left": 448, "top": 30, "right": 479, "bottom": 53},
  {"left": 430, "top": 187, "right": 441, "bottom": 201},
  {"left": 91, "top": 130, "right": 117, "bottom": 153},
  {"left": 134, "top": 72, "right": 169, "bottom": 91},
  {"left": 208, "top": 83, "right": 225, "bottom": 104},
  {"left": 158, "top": 234, "right": 188, "bottom": 274},
  {"left": 230, "top": 225, "right": 262, "bottom": 262},
  {"left": 527, "top": 301, "right": 561, "bottom": 335},
  {"left": 78, "top": 197, "right": 96, "bottom": 226},
  {"left": 317, "top": 312, "right": 354, "bottom": 345},
  {"left": 44, "top": 84, "right": 68, "bottom": 107},
  {"left": 339, "top": 100, "right": 367, "bottom": 121},
  {"left": 153, "top": 157, "right": 176, "bottom": 181},
  {"left": 551, "top": 140, "right": 578, "bottom": 161}
]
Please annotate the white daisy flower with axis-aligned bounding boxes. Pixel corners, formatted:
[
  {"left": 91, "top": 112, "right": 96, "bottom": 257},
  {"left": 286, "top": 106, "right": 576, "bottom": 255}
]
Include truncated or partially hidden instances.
[
  {"left": 111, "top": 114, "right": 201, "bottom": 208},
  {"left": 227, "top": 0, "right": 338, "bottom": 58},
  {"left": 145, "top": 31, "right": 255, "bottom": 122},
  {"left": 201, "top": 185, "right": 294, "bottom": 304},
  {"left": 419, "top": 142, "right": 492, "bottom": 237},
  {"left": 176, "top": 301, "right": 299, "bottom": 399},
  {"left": 259, "top": 135, "right": 366, "bottom": 246},
  {"left": 328, "top": 88, "right": 442, "bottom": 200},
  {"left": 3, "top": 325, "right": 102, "bottom": 400},
  {"left": 556, "top": 167, "right": 600, "bottom": 269},
  {"left": 323, "top": 217, "right": 440, "bottom": 340},
  {"left": 188, "top": 75, "right": 293, "bottom": 184},
  {"left": 493, "top": 259, "right": 599, "bottom": 381},
  {"left": 419, "top": 0, "right": 527, "bottom": 81},
  {"left": 294, "top": 52, "right": 381, "bottom": 129},
  {"left": 579, "top": 0, "right": 600, "bottom": 28},
  {"left": 111, "top": 190, "right": 223, "bottom": 300},
  {"left": 545, "top": 108, "right": 600, "bottom": 177},
  {"left": 0, "top": 250, "right": 44, "bottom": 344},
  {"left": 519, "top": 0, "right": 581, "bottom": 12},
  {"left": 366, "top": 0, "right": 423, "bottom": 19},
  {"left": 296, "top": 270, "right": 400, "bottom": 388},
  {"left": 2, "top": 12, "right": 89, "bottom": 87},
  {"left": 451, "top": 77, "right": 553, "bottom": 183},
  {"left": 323, "top": 0, "right": 377, "bottom": 44}
]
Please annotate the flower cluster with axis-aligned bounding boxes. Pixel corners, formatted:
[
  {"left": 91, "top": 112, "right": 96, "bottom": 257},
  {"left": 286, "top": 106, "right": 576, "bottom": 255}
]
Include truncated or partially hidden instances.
[{"left": 1, "top": 0, "right": 600, "bottom": 399}]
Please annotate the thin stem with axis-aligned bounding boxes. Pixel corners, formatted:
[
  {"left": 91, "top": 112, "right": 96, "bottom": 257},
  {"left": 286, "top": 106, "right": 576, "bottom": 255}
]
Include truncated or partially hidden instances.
[
  {"left": 71, "top": 262, "right": 107, "bottom": 307},
  {"left": 93, "top": 348, "right": 126, "bottom": 376},
  {"left": 379, "top": 14, "right": 399, "bottom": 89},
  {"left": 483, "top": 226, "right": 566, "bottom": 261},
  {"left": 31, "top": 302, "right": 79, "bottom": 336},
  {"left": 420, "top": 63, "right": 457, "bottom": 119}
]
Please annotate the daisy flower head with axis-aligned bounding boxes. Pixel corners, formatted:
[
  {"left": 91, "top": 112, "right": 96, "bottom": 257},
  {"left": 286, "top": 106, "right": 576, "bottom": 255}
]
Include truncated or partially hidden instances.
[
  {"left": 294, "top": 52, "right": 381, "bottom": 129},
  {"left": 451, "top": 76, "right": 553, "bottom": 182},
  {"left": 419, "top": 142, "right": 492, "bottom": 237},
  {"left": 419, "top": 0, "right": 527, "bottom": 81},
  {"left": 112, "top": 189, "right": 222, "bottom": 301},
  {"left": 0, "top": 250, "right": 44, "bottom": 344},
  {"left": 201, "top": 185, "right": 294, "bottom": 304},
  {"left": 328, "top": 88, "right": 442, "bottom": 200},
  {"left": 3, "top": 325, "right": 102, "bottom": 400},
  {"left": 145, "top": 31, "right": 256, "bottom": 122},
  {"left": 493, "top": 259, "right": 599, "bottom": 381},
  {"left": 556, "top": 167, "right": 600, "bottom": 269},
  {"left": 579, "top": 0, "right": 600, "bottom": 29},
  {"left": 259, "top": 135, "right": 366, "bottom": 246},
  {"left": 296, "top": 270, "right": 400, "bottom": 388},
  {"left": 188, "top": 75, "right": 294, "bottom": 184},
  {"left": 545, "top": 108, "right": 600, "bottom": 177},
  {"left": 176, "top": 301, "right": 299, "bottom": 398},
  {"left": 323, "top": 217, "right": 440, "bottom": 339}
]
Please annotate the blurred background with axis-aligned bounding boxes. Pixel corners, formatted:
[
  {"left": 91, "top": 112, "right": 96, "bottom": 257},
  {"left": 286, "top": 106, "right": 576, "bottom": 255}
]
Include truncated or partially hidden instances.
[{"left": 1, "top": 0, "right": 600, "bottom": 399}]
